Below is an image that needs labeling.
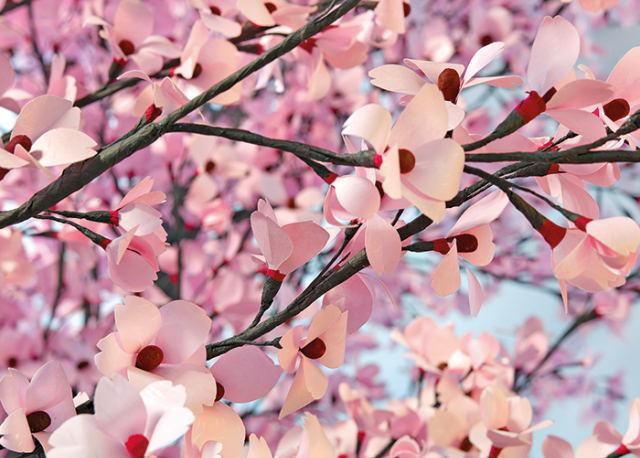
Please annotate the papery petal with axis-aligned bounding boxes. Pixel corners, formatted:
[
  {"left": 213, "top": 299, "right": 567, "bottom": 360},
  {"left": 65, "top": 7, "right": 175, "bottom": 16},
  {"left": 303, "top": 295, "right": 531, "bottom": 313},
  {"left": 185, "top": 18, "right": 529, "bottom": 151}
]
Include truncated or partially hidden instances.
[
  {"left": 333, "top": 176, "right": 380, "bottom": 219},
  {"left": 432, "top": 240, "right": 461, "bottom": 297},
  {"left": 380, "top": 144, "right": 403, "bottom": 199},
  {"left": 210, "top": 346, "right": 283, "bottom": 403},
  {"left": 12, "top": 95, "right": 79, "bottom": 140},
  {"left": 0, "top": 409, "right": 34, "bottom": 453},
  {"left": 342, "top": 104, "right": 392, "bottom": 154},
  {"left": 119, "top": 176, "right": 166, "bottom": 208},
  {"left": 464, "top": 263, "right": 483, "bottom": 317},
  {"left": 365, "top": 214, "right": 402, "bottom": 276},
  {"left": 48, "top": 414, "right": 127, "bottom": 458},
  {"left": 251, "top": 212, "right": 294, "bottom": 270},
  {"left": 114, "top": 0, "right": 153, "bottom": 47},
  {"left": 369, "top": 65, "right": 425, "bottom": 95},
  {"left": 587, "top": 217, "right": 640, "bottom": 256},
  {"left": 0, "top": 369, "right": 29, "bottom": 414},
  {"left": 388, "top": 84, "right": 448, "bottom": 151},
  {"left": 237, "top": 0, "right": 276, "bottom": 26},
  {"left": 607, "top": 47, "right": 640, "bottom": 103},
  {"left": 448, "top": 190, "right": 508, "bottom": 235},
  {"left": 546, "top": 79, "right": 613, "bottom": 110},
  {"left": 247, "top": 434, "right": 273, "bottom": 458},
  {"left": 308, "top": 48, "right": 331, "bottom": 102},
  {"left": 279, "top": 358, "right": 327, "bottom": 419},
  {"left": 404, "top": 59, "right": 465, "bottom": 85},
  {"left": 155, "top": 300, "right": 212, "bottom": 364},
  {"left": 464, "top": 42, "right": 505, "bottom": 85},
  {"left": 279, "top": 221, "right": 329, "bottom": 275},
  {"left": 527, "top": 16, "right": 580, "bottom": 94},
  {"left": 94, "top": 374, "right": 146, "bottom": 443},
  {"left": 323, "top": 273, "right": 374, "bottom": 334},
  {"left": 115, "top": 296, "right": 162, "bottom": 354},
  {"left": 542, "top": 435, "right": 574, "bottom": 458},
  {"left": 95, "top": 333, "right": 136, "bottom": 377},
  {"left": 301, "top": 412, "right": 336, "bottom": 458},
  {"left": 25, "top": 362, "right": 74, "bottom": 425}
]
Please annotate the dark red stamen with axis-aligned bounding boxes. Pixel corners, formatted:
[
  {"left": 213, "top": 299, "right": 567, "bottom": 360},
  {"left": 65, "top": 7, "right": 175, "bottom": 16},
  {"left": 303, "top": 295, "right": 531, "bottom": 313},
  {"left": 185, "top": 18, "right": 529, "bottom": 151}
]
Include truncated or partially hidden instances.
[
  {"left": 300, "top": 337, "right": 326, "bottom": 359},
  {"left": 437, "top": 68, "right": 461, "bottom": 103},
  {"left": 135, "top": 345, "right": 164, "bottom": 372},
  {"left": 215, "top": 381, "right": 225, "bottom": 402},
  {"left": 603, "top": 98, "right": 630, "bottom": 122},
  {"left": 126, "top": 434, "right": 149, "bottom": 458},
  {"left": 26, "top": 411, "right": 51, "bottom": 433},
  {"left": 119, "top": 40, "right": 135, "bottom": 56},
  {"left": 398, "top": 148, "right": 416, "bottom": 174},
  {"left": 5, "top": 134, "right": 32, "bottom": 154},
  {"left": 445, "top": 233, "right": 479, "bottom": 253}
]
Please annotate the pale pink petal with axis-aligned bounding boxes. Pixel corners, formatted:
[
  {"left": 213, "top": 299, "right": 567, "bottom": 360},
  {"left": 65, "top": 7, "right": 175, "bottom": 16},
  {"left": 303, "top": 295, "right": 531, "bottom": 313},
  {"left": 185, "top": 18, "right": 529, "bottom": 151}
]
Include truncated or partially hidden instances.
[
  {"left": 342, "top": 104, "right": 392, "bottom": 154},
  {"left": 251, "top": 212, "right": 294, "bottom": 270},
  {"left": 333, "top": 176, "right": 380, "bottom": 219},
  {"left": 119, "top": 177, "right": 165, "bottom": 208},
  {"left": 457, "top": 225, "right": 496, "bottom": 267},
  {"left": 388, "top": 84, "right": 448, "bottom": 151},
  {"left": 0, "top": 53, "right": 14, "bottom": 97},
  {"left": 48, "top": 415, "right": 127, "bottom": 458},
  {"left": 0, "top": 149, "right": 29, "bottom": 169},
  {"left": 0, "top": 369, "right": 28, "bottom": 414},
  {"left": 587, "top": 217, "right": 640, "bottom": 256},
  {"left": 553, "top": 231, "right": 591, "bottom": 280},
  {"left": 279, "top": 221, "right": 329, "bottom": 275},
  {"left": 278, "top": 326, "right": 303, "bottom": 373},
  {"left": 114, "top": 296, "right": 161, "bottom": 353},
  {"left": 247, "top": 434, "right": 273, "bottom": 458},
  {"left": 118, "top": 203, "right": 162, "bottom": 235},
  {"left": 199, "top": 10, "right": 242, "bottom": 37},
  {"left": 279, "top": 358, "right": 327, "bottom": 419},
  {"left": 365, "top": 214, "right": 402, "bottom": 276},
  {"left": 448, "top": 190, "right": 508, "bottom": 235},
  {"left": 0, "top": 409, "right": 34, "bottom": 453},
  {"left": 527, "top": 16, "right": 580, "bottom": 94},
  {"left": 481, "top": 386, "right": 509, "bottom": 430},
  {"left": 307, "top": 304, "right": 342, "bottom": 343},
  {"left": 431, "top": 240, "right": 461, "bottom": 297},
  {"left": 546, "top": 79, "right": 613, "bottom": 110},
  {"left": 463, "top": 42, "right": 505, "bottom": 85},
  {"left": 94, "top": 374, "right": 146, "bottom": 443},
  {"left": 506, "top": 397, "right": 533, "bottom": 432},
  {"left": 114, "top": 0, "right": 153, "bottom": 47},
  {"left": 369, "top": 64, "right": 425, "bottom": 95},
  {"left": 487, "top": 429, "right": 530, "bottom": 448},
  {"left": 400, "top": 183, "right": 446, "bottom": 222},
  {"left": 29, "top": 127, "right": 96, "bottom": 166},
  {"left": 12, "top": 95, "right": 78, "bottom": 140},
  {"left": 607, "top": 47, "right": 640, "bottom": 103},
  {"left": 593, "top": 420, "right": 623, "bottom": 444},
  {"left": 108, "top": 249, "right": 158, "bottom": 292},
  {"left": 129, "top": 52, "right": 163, "bottom": 76},
  {"left": 542, "top": 435, "right": 574, "bottom": 458},
  {"left": 237, "top": 0, "right": 276, "bottom": 26},
  {"left": 404, "top": 60, "right": 465, "bottom": 85},
  {"left": 308, "top": 48, "right": 331, "bottom": 102},
  {"left": 404, "top": 138, "right": 464, "bottom": 201},
  {"left": 156, "top": 300, "right": 212, "bottom": 364},
  {"left": 301, "top": 412, "right": 337, "bottom": 458},
  {"left": 25, "top": 362, "right": 74, "bottom": 428},
  {"left": 139, "top": 36, "right": 182, "bottom": 58},
  {"left": 322, "top": 274, "right": 374, "bottom": 334},
  {"left": 95, "top": 333, "right": 136, "bottom": 377},
  {"left": 210, "top": 346, "right": 283, "bottom": 403},
  {"left": 315, "top": 309, "right": 347, "bottom": 369},
  {"left": 380, "top": 144, "right": 403, "bottom": 199},
  {"left": 623, "top": 398, "right": 640, "bottom": 444},
  {"left": 465, "top": 263, "right": 483, "bottom": 317},
  {"left": 464, "top": 75, "right": 523, "bottom": 89}
]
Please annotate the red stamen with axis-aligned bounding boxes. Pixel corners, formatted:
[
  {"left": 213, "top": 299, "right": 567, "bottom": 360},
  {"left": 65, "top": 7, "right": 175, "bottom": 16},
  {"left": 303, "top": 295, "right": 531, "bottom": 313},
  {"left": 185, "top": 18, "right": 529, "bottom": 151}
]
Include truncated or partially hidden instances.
[
  {"left": 26, "top": 411, "right": 51, "bottom": 433},
  {"left": 126, "top": 434, "right": 149, "bottom": 458},
  {"left": 437, "top": 68, "right": 461, "bottom": 103},
  {"left": 136, "top": 345, "right": 164, "bottom": 372},
  {"left": 446, "top": 233, "right": 478, "bottom": 253},
  {"left": 603, "top": 98, "right": 630, "bottom": 122},
  {"left": 433, "top": 238, "right": 450, "bottom": 254},
  {"left": 300, "top": 337, "right": 326, "bottom": 359},
  {"left": 398, "top": 148, "right": 416, "bottom": 174}
]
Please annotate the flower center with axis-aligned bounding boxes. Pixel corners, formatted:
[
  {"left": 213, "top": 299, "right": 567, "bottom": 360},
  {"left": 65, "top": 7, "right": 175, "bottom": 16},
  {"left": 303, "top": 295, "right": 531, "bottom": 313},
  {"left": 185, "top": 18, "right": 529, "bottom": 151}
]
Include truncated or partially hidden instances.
[
  {"left": 300, "top": 337, "right": 326, "bottom": 359},
  {"left": 126, "top": 434, "right": 149, "bottom": 458},
  {"left": 135, "top": 345, "right": 164, "bottom": 372},
  {"left": 192, "top": 63, "right": 203, "bottom": 79},
  {"left": 446, "top": 234, "right": 478, "bottom": 252},
  {"left": 118, "top": 40, "right": 135, "bottom": 56},
  {"left": 437, "top": 68, "right": 461, "bottom": 103},
  {"left": 5, "top": 134, "right": 32, "bottom": 154},
  {"left": 480, "top": 34, "right": 493, "bottom": 46},
  {"left": 26, "top": 411, "right": 51, "bottom": 433},
  {"left": 77, "top": 360, "right": 90, "bottom": 370},
  {"left": 541, "top": 87, "right": 557, "bottom": 103},
  {"left": 402, "top": 2, "right": 410, "bottom": 16},
  {"left": 264, "top": 2, "right": 277, "bottom": 13},
  {"left": 205, "top": 160, "right": 216, "bottom": 173},
  {"left": 398, "top": 148, "right": 416, "bottom": 174},
  {"left": 375, "top": 180, "right": 385, "bottom": 199},
  {"left": 603, "top": 98, "right": 630, "bottom": 122},
  {"left": 209, "top": 6, "right": 221, "bottom": 15},
  {"left": 215, "top": 381, "right": 225, "bottom": 402}
]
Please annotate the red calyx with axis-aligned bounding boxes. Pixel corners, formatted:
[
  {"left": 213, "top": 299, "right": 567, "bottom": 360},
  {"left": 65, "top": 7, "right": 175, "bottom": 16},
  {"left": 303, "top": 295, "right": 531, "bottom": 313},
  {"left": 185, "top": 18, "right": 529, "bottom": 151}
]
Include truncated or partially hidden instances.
[
  {"left": 109, "top": 210, "right": 120, "bottom": 226},
  {"left": 357, "top": 431, "right": 366, "bottom": 443},
  {"left": 489, "top": 446, "right": 503, "bottom": 458},
  {"left": 574, "top": 216, "right": 592, "bottom": 232},
  {"left": 98, "top": 238, "right": 112, "bottom": 250},
  {"left": 538, "top": 219, "right": 567, "bottom": 249},
  {"left": 547, "top": 163, "right": 560, "bottom": 175},
  {"left": 324, "top": 172, "right": 339, "bottom": 184},
  {"left": 373, "top": 153, "right": 383, "bottom": 169},
  {"left": 299, "top": 38, "right": 317, "bottom": 53},
  {"left": 615, "top": 444, "right": 631, "bottom": 457},
  {"left": 267, "top": 269, "right": 286, "bottom": 281},
  {"left": 300, "top": 337, "right": 326, "bottom": 359},
  {"left": 126, "top": 434, "right": 149, "bottom": 458},
  {"left": 136, "top": 345, "right": 164, "bottom": 372},
  {"left": 515, "top": 91, "right": 546, "bottom": 124},
  {"left": 145, "top": 104, "right": 162, "bottom": 123}
]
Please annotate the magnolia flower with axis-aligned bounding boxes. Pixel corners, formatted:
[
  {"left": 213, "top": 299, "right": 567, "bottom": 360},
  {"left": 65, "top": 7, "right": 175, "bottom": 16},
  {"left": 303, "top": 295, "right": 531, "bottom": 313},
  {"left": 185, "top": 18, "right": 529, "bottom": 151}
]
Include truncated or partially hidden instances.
[
  {"left": 112, "top": 177, "right": 166, "bottom": 236},
  {"left": 95, "top": 296, "right": 215, "bottom": 413},
  {"left": 48, "top": 375, "right": 194, "bottom": 458},
  {"left": 278, "top": 305, "right": 348, "bottom": 418},
  {"left": 342, "top": 84, "right": 464, "bottom": 222},
  {"left": 84, "top": 0, "right": 181, "bottom": 74},
  {"left": 431, "top": 190, "right": 508, "bottom": 316},
  {"left": 0, "top": 361, "right": 75, "bottom": 454},
  {"left": 369, "top": 42, "right": 523, "bottom": 129},
  {"left": 0, "top": 95, "right": 97, "bottom": 180}
]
